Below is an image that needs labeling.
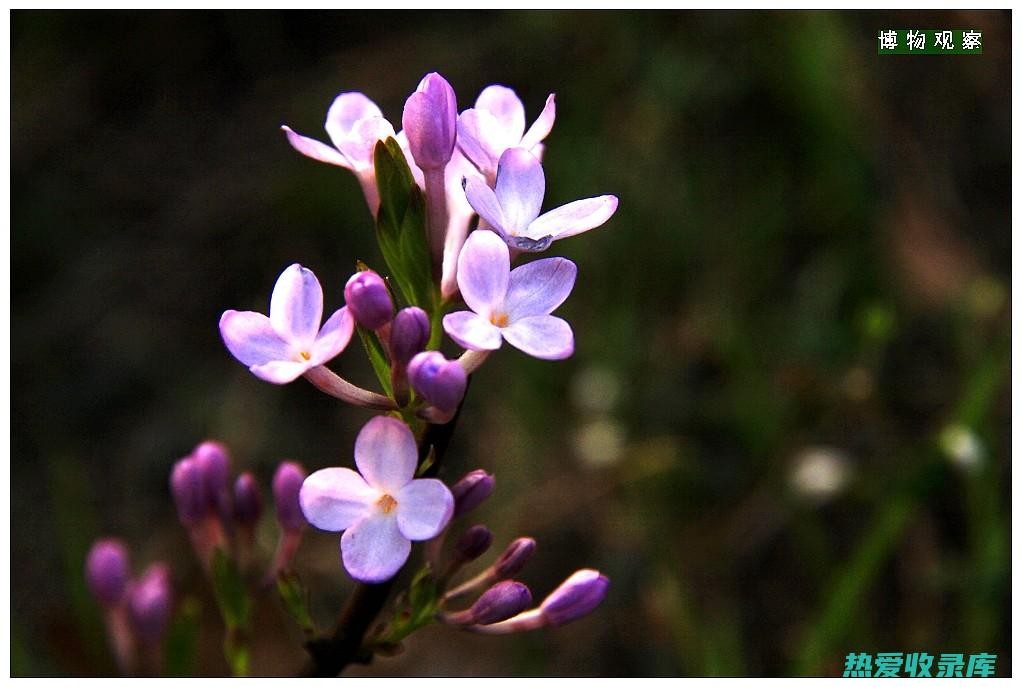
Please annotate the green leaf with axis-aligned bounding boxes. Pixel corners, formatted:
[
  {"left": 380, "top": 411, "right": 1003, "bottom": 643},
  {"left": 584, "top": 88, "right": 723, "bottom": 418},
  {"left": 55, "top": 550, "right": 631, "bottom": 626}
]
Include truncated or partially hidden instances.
[
  {"left": 210, "top": 548, "right": 251, "bottom": 632},
  {"left": 165, "top": 596, "right": 202, "bottom": 676},
  {"left": 357, "top": 323, "right": 393, "bottom": 397},
  {"left": 373, "top": 138, "right": 439, "bottom": 315},
  {"left": 376, "top": 565, "right": 440, "bottom": 646},
  {"left": 276, "top": 570, "right": 317, "bottom": 638}
]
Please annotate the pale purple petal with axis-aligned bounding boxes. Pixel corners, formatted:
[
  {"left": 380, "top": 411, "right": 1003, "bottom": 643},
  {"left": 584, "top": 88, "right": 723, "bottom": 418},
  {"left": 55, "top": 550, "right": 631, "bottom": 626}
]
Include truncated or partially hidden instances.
[
  {"left": 456, "top": 230, "right": 510, "bottom": 315},
  {"left": 463, "top": 177, "right": 508, "bottom": 236},
  {"left": 280, "top": 126, "right": 353, "bottom": 169},
  {"left": 504, "top": 257, "right": 577, "bottom": 320},
  {"left": 395, "top": 130, "right": 427, "bottom": 189},
  {"left": 455, "top": 109, "right": 495, "bottom": 176},
  {"left": 494, "top": 148, "right": 545, "bottom": 235},
  {"left": 520, "top": 93, "right": 556, "bottom": 150},
  {"left": 219, "top": 310, "right": 291, "bottom": 366},
  {"left": 299, "top": 467, "right": 376, "bottom": 532},
  {"left": 354, "top": 416, "right": 418, "bottom": 493},
  {"left": 340, "top": 513, "right": 410, "bottom": 583},
  {"left": 324, "top": 92, "right": 383, "bottom": 149},
  {"left": 475, "top": 85, "right": 526, "bottom": 142},
  {"left": 269, "top": 264, "right": 323, "bottom": 345},
  {"left": 441, "top": 153, "right": 481, "bottom": 298},
  {"left": 443, "top": 311, "right": 503, "bottom": 351},
  {"left": 526, "top": 195, "right": 619, "bottom": 240},
  {"left": 395, "top": 479, "right": 454, "bottom": 540},
  {"left": 249, "top": 360, "right": 310, "bottom": 384},
  {"left": 336, "top": 116, "right": 396, "bottom": 171},
  {"left": 402, "top": 73, "right": 457, "bottom": 170},
  {"left": 308, "top": 307, "right": 355, "bottom": 366},
  {"left": 501, "top": 315, "right": 574, "bottom": 360}
]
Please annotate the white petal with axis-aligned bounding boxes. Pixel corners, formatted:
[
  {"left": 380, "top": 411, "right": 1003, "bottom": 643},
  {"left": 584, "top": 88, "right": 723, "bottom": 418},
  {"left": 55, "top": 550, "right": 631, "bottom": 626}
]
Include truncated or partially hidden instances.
[
  {"left": 395, "top": 479, "right": 454, "bottom": 541},
  {"left": 341, "top": 513, "right": 410, "bottom": 583},
  {"left": 269, "top": 264, "right": 323, "bottom": 346},
  {"left": 299, "top": 468, "right": 376, "bottom": 532},
  {"left": 354, "top": 416, "right": 418, "bottom": 492}
]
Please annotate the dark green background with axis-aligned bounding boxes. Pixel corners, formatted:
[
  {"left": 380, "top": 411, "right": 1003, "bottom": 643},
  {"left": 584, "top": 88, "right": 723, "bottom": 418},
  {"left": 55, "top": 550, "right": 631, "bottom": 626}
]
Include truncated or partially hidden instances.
[{"left": 12, "top": 10, "right": 1010, "bottom": 676}]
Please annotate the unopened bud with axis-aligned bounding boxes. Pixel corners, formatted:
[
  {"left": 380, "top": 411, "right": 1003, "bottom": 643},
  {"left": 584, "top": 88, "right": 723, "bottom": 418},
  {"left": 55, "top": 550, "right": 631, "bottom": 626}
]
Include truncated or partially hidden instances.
[
  {"left": 451, "top": 469, "right": 495, "bottom": 517},
  {"left": 470, "top": 580, "right": 533, "bottom": 625},
  {"left": 170, "top": 457, "right": 207, "bottom": 526},
  {"left": 345, "top": 271, "right": 393, "bottom": 330},
  {"left": 539, "top": 569, "right": 609, "bottom": 626},
  {"left": 390, "top": 307, "right": 431, "bottom": 366},
  {"left": 402, "top": 72, "right": 458, "bottom": 170},
  {"left": 452, "top": 525, "right": 493, "bottom": 565},
  {"left": 273, "top": 461, "right": 307, "bottom": 531},
  {"left": 493, "top": 537, "right": 536, "bottom": 579},
  {"left": 127, "top": 563, "right": 173, "bottom": 644},
  {"left": 85, "top": 538, "right": 131, "bottom": 607},
  {"left": 193, "top": 440, "right": 231, "bottom": 508},
  {"left": 233, "top": 472, "right": 262, "bottom": 527},
  {"left": 408, "top": 351, "right": 467, "bottom": 413}
]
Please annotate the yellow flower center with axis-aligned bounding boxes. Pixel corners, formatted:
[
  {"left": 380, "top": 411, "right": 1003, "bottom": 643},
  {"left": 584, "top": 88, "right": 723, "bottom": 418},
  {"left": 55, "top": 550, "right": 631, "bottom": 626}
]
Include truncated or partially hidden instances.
[
  {"left": 298, "top": 351, "right": 311, "bottom": 361},
  {"left": 376, "top": 493, "right": 398, "bottom": 514},
  {"left": 490, "top": 313, "right": 509, "bottom": 328}
]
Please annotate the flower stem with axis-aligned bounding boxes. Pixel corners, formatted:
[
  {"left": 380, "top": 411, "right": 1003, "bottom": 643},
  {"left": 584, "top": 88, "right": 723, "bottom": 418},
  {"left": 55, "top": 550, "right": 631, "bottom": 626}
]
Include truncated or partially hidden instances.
[
  {"left": 424, "top": 168, "right": 448, "bottom": 279},
  {"left": 303, "top": 366, "right": 397, "bottom": 410}
]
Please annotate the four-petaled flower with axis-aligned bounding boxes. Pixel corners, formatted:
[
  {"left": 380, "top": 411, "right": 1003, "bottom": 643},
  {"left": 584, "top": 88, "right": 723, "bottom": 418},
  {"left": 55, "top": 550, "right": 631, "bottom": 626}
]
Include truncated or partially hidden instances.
[
  {"left": 444, "top": 230, "right": 576, "bottom": 360},
  {"left": 464, "top": 147, "right": 618, "bottom": 252},
  {"left": 220, "top": 264, "right": 354, "bottom": 384},
  {"left": 299, "top": 416, "right": 454, "bottom": 583}
]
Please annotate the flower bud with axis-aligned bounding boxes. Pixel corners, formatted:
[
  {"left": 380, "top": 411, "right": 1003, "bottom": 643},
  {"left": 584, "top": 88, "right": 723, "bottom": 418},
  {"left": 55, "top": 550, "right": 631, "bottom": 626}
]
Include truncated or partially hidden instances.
[
  {"left": 453, "top": 525, "right": 493, "bottom": 565},
  {"left": 493, "top": 537, "right": 536, "bottom": 579},
  {"left": 408, "top": 351, "right": 467, "bottom": 413},
  {"left": 127, "top": 563, "right": 173, "bottom": 644},
  {"left": 539, "top": 569, "right": 609, "bottom": 626},
  {"left": 170, "top": 456, "right": 207, "bottom": 526},
  {"left": 233, "top": 472, "right": 262, "bottom": 527},
  {"left": 389, "top": 307, "right": 431, "bottom": 366},
  {"left": 402, "top": 72, "right": 457, "bottom": 171},
  {"left": 273, "top": 461, "right": 307, "bottom": 531},
  {"left": 451, "top": 469, "right": 495, "bottom": 517},
  {"left": 85, "top": 538, "right": 131, "bottom": 607},
  {"left": 470, "top": 580, "right": 533, "bottom": 625},
  {"left": 193, "top": 440, "right": 231, "bottom": 507},
  {"left": 344, "top": 271, "right": 393, "bottom": 330}
]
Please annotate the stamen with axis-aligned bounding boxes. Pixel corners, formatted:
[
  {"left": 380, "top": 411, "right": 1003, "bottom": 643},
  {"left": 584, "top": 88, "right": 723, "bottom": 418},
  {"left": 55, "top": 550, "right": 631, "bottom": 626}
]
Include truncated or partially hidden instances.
[
  {"left": 490, "top": 313, "right": 509, "bottom": 328},
  {"left": 376, "top": 493, "right": 398, "bottom": 514},
  {"left": 299, "top": 351, "right": 311, "bottom": 361}
]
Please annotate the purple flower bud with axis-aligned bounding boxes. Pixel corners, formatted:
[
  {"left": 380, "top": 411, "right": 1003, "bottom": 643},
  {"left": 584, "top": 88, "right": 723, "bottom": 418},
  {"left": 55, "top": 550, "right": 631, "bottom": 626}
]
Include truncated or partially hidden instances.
[
  {"left": 273, "top": 461, "right": 307, "bottom": 531},
  {"left": 470, "top": 580, "right": 533, "bottom": 625},
  {"left": 344, "top": 271, "right": 393, "bottom": 330},
  {"left": 389, "top": 307, "right": 431, "bottom": 366},
  {"left": 233, "top": 472, "right": 262, "bottom": 527},
  {"left": 170, "top": 456, "right": 207, "bottom": 526},
  {"left": 85, "top": 538, "right": 131, "bottom": 607},
  {"left": 539, "top": 569, "right": 609, "bottom": 626},
  {"left": 451, "top": 469, "right": 495, "bottom": 517},
  {"left": 493, "top": 537, "right": 536, "bottom": 578},
  {"left": 402, "top": 72, "right": 457, "bottom": 171},
  {"left": 453, "top": 524, "right": 493, "bottom": 564},
  {"left": 193, "top": 440, "right": 231, "bottom": 506},
  {"left": 127, "top": 563, "right": 173, "bottom": 644},
  {"left": 408, "top": 351, "right": 467, "bottom": 413}
]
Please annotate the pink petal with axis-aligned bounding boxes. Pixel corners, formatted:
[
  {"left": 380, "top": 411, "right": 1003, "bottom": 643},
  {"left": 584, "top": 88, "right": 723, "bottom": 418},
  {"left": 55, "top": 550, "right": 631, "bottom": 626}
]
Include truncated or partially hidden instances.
[
  {"left": 463, "top": 177, "right": 508, "bottom": 237},
  {"left": 299, "top": 467, "right": 376, "bottom": 532},
  {"left": 441, "top": 153, "right": 480, "bottom": 299},
  {"left": 354, "top": 416, "right": 418, "bottom": 493},
  {"left": 526, "top": 195, "right": 618, "bottom": 241},
  {"left": 280, "top": 126, "right": 352, "bottom": 169},
  {"left": 324, "top": 92, "right": 383, "bottom": 150},
  {"left": 456, "top": 230, "right": 510, "bottom": 315},
  {"left": 475, "top": 85, "right": 526, "bottom": 142},
  {"left": 495, "top": 148, "right": 545, "bottom": 235},
  {"left": 249, "top": 359, "right": 310, "bottom": 384},
  {"left": 455, "top": 109, "right": 495, "bottom": 176},
  {"left": 504, "top": 257, "right": 577, "bottom": 320},
  {"left": 520, "top": 93, "right": 556, "bottom": 151},
  {"left": 501, "top": 315, "right": 574, "bottom": 360},
  {"left": 219, "top": 310, "right": 290, "bottom": 367},
  {"left": 395, "top": 479, "right": 454, "bottom": 540},
  {"left": 269, "top": 264, "right": 323, "bottom": 345},
  {"left": 341, "top": 513, "right": 410, "bottom": 583},
  {"left": 336, "top": 116, "right": 396, "bottom": 171},
  {"left": 309, "top": 307, "right": 355, "bottom": 366},
  {"left": 443, "top": 311, "right": 503, "bottom": 351}
]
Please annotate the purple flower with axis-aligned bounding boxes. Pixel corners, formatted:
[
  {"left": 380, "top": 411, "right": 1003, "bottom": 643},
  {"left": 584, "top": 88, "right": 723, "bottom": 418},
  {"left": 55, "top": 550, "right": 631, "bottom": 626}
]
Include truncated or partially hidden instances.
[
  {"left": 282, "top": 92, "right": 396, "bottom": 212},
  {"left": 344, "top": 270, "right": 393, "bottom": 331},
  {"left": 539, "top": 568, "right": 610, "bottom": 626},
  {"left": 402, "top": 72, "right": 458, "bottom": 171},
  {"left": 407, "top": 351, "right": 468, "bottom": 413},
  {"left": 464, "top": 147, "right": 618, "bottom": 252},
  {"left": 450, "top": 469, "right": 495, "bottom": 517},
  {"left": 127, "top": 563, "right": 173, "bottom": 645},
  {"left": 85, "top": 539, "right": 131, "bottom": 607},
  {"left": 273, "top": 461, "right": 308, "bottom": 532},
  {"left": 445, "top": 580, "right": 533, "bottom": 626},
  {"left": 220, "top": 264, "right": 354, "bottom": 384},
  {"left": 457, "top": 85, "right": 556, "bottom": 182},
  {"left": 299, "top": 416, "right": 454, "bottom": 583},
  {"left": 443, "top": 230, "right": 576, "bottom": 360},
  {"left": 233, "top": 472, "right": 262, "bottom": 527},
  {"left": 389, "top": 307, "right": 431, "bottom": 366},
  {"left": 170, "top": 456, "right": 208, "bottom": 526}
]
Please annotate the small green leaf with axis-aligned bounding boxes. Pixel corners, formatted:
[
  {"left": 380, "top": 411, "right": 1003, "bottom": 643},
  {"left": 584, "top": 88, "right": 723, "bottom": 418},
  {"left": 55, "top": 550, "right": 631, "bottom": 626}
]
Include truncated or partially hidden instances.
[
  {"left": 376, "top": 565, "right": 440, "bottom": 646},
  {"left": 416, "top": 446, "right": 436, "bottom": 477},
  {"left": 276, "top": 570, "right": 316, "bottom": 638},
  {"left": 165, "top": 596, "right": 202, "bottom": 676},
  {"left": 211, "top": 549, "right": 251, "bottom": 632},
  {"left": 357, "top": 324, "right": 393, "bottom": 396}
]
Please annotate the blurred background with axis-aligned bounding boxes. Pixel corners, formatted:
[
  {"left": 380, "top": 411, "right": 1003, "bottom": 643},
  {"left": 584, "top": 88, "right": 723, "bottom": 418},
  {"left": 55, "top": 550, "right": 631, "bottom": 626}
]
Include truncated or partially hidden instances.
[{"left": 12, "top": 9, "right": 1010, "bottom": 677}]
